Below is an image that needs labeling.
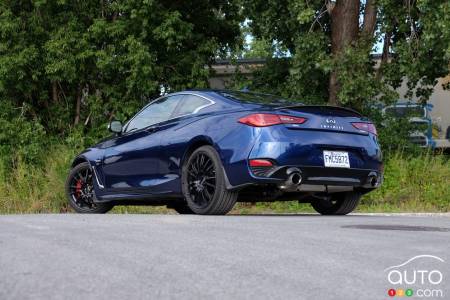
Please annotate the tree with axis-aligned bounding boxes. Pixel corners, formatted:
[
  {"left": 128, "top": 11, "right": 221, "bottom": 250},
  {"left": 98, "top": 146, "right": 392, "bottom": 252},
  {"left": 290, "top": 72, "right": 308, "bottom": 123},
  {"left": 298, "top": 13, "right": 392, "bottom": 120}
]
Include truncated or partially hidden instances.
[
  {"left": 242, "top": 0, "right": 450, "bottom": 108},
  {"left": 0, "top": 0, "right": 242, "bottom": 139}
]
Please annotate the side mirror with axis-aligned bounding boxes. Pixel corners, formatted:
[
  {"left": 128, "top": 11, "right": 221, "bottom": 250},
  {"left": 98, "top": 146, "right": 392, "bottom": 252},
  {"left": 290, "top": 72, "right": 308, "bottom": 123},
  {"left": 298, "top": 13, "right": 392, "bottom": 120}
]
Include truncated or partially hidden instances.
[{"left": 108, "top": 120, "right": 123, "bottom": 134}]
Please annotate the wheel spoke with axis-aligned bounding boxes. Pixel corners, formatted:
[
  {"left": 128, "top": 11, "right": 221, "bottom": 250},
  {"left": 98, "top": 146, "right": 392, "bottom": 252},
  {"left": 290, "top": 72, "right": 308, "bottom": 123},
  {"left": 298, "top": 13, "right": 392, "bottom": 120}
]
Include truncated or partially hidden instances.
[
  {"left": 187, "top": 152, "right": 217, "bottom": 208},
  {"left": 203, "top": 188, "right": 213, "bottom": 200},
  {"left": 195, "top": 156, "right": 202, "bottom": 173},
  {"left": 204, "top": 181, "right": 215, "bottom": 188},
  {"left": 200, "top": 189, "right": 209, "bottom": 205},
  {"left": 69, "top": 166, "right": 96, "bottom": 210},
  {"left": 204, "top": 160, "right": 214, "bottom": 172},
  {"left": 199, "top": 154, "right": 205, "bottom": 169},
  {"left": 195, "top": 155, "right": 201, "bottom": 170},
  {"left": 190, "top": 161, "right": 199, "bottom": 175}
]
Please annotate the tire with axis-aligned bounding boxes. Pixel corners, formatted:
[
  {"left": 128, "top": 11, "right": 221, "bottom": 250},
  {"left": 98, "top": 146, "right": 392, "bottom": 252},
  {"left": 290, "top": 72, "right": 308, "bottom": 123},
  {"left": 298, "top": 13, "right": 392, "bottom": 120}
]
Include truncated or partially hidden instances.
[
  {"left": 182, "top": 146, "right": 237, "bottom": 215},
  {"left": 65, "top": 162, "right": 113, "bottom": 214},
  {"left": 310, "top": 192, "right": 361, "bottom": 215}
]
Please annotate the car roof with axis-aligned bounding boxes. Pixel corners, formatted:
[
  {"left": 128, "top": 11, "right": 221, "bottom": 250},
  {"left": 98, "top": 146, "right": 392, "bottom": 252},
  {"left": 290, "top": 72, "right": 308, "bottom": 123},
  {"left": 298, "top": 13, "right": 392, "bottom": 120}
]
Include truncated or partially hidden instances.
[
  {"left": 163, "top": 90, "right": 244, "bottom": 112},
  {"left": 171, "top": 89, "right": 295, "bottom": 107}
]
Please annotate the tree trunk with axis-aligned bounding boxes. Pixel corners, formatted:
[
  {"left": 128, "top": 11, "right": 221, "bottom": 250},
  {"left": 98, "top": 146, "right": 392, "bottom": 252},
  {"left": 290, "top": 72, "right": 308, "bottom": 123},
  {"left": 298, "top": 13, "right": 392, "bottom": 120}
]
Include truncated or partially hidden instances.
[
  {"left": 376, "top": 31, "right": 391, "bottom": 80},
  {"left": 52, "top": 81, "right": 58, "bottom": 103},
  {"left": 74, "top": 86, "right": 81, "bottom": 125},
  {"left": 329, "top": 71, "right": 339, "bottom": 106},
  {"left": 362, "top": 0, "right": 377, "bottom": 36},
  {"left": 328, "top": 0, "right": 360, "bottom": 105},
  {"left": 100, "top": 0, "right": 104, "bottom": 18}
]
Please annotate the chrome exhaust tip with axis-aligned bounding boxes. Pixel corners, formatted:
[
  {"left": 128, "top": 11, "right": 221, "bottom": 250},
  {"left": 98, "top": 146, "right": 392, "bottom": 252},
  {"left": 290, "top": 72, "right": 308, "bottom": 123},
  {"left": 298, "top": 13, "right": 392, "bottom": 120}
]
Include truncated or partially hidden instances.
[
  {"left": 289, "top": 172, "right": 302, "bottom": 185},
  {"left": 286, "top": 167, "right": 302, "bottom": 185},
  {"left": 367, "top": 172, "right": 378, "bottom": 187},
  {"left": 278, "top": 168, "right": 302, "bottom": 191},
  {"left": 370, "top": 176, "right": 378, "bottom": 187}
]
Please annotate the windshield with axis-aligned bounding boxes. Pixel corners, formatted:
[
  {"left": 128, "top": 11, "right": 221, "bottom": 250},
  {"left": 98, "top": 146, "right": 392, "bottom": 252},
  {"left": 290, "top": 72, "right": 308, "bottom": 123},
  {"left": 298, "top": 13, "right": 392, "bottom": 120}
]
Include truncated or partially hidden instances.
[
  {"left": 217, "top": 90, "right": 297, "bottom": 105},
  {"left": 384, "top": 106, "right": 426, "bottom": 118}
]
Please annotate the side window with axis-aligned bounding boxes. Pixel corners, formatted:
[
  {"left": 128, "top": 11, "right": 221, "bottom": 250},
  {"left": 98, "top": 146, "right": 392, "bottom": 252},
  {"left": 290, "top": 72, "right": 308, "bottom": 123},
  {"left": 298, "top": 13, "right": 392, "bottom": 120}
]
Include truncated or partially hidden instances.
[
  {"left": 173, "top": 95, "right": 212, "bottom": 117},
  {"left": 125, "top": 95, "right": 182, "bottom": 132}
]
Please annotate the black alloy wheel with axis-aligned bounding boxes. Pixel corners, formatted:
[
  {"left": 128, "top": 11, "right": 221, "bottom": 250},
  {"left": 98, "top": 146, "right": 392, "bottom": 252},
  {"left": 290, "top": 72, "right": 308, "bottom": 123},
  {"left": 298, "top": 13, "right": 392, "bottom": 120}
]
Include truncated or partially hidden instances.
[
  {"left": 182, "top": 146, "right": 237, "bottom": 215},
  {"left": 187, "top": 152, "right": 217, "bottom": 208},
  {"left": 65, "top": 162, "right": 113, "bottom": 213}
]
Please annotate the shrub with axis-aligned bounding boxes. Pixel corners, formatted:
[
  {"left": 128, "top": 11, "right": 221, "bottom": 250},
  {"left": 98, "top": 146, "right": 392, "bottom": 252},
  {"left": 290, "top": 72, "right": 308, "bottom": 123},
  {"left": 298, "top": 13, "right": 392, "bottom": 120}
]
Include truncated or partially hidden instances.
[
  {"left": 0, "top": 145, "right": 77, "bottom": 213},
  {"left": 361, "top": 153, "right": 450, "bottom": 212},
  {"left": 0, "top": 101, "right": 47, "bottom": 168}
]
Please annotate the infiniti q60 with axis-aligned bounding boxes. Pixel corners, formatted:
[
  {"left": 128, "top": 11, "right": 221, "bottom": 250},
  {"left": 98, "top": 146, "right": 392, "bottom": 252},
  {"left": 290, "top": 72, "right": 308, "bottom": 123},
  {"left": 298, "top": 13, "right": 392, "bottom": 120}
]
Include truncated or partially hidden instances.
[{"left": 66, "top": 90, "right": 383, "bottom": 215}]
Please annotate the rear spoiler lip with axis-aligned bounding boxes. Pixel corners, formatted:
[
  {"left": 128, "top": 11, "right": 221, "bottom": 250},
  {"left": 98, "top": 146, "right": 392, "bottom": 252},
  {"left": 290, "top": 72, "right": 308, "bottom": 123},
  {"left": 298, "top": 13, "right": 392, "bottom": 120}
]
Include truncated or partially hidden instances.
[{"left": 275, "top": 105, "right": 363, "bottom": 117}]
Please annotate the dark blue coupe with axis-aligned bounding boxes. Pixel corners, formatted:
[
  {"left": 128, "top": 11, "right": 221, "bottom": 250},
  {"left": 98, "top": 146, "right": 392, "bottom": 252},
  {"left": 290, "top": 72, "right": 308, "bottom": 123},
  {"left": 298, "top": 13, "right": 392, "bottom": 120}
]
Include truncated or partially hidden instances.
[{"left": 66, "top": 90, "right": 383, "bottom": 215}]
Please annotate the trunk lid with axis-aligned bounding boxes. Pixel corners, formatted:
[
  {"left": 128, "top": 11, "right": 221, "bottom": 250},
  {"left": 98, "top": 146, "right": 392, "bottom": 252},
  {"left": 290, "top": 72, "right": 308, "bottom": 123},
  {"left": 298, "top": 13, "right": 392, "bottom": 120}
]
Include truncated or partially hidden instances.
[{"left": 275, "top": 105, "right": 370, "bottom": 135}]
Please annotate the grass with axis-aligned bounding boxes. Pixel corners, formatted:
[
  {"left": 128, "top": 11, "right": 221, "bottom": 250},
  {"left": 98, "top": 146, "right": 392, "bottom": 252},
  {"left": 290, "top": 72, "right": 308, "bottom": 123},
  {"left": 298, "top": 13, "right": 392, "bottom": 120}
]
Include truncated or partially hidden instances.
[
  {"left": 0, "top": 146, "right": 76, "bottom": 213},
  {"left": 0, "top": 145, "right": 449, "bottom": 214},
  {"left": 359, "top": 152, "right": 450, "bottom": 212}
]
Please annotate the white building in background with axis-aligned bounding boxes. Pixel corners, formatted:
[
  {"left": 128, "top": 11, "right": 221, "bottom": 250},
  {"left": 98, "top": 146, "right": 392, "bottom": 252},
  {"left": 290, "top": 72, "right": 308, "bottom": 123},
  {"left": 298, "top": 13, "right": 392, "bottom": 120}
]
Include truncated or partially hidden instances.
[{"left": 209, "top": 58, "right": 450, "bottom": 147}]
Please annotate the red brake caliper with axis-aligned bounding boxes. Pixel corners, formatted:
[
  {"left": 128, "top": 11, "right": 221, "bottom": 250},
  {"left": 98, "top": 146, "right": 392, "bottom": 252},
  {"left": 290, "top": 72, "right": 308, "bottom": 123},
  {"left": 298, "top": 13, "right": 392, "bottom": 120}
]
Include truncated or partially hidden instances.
[{"left": 75, "top": 180, "right": 83, "bottom": 198}]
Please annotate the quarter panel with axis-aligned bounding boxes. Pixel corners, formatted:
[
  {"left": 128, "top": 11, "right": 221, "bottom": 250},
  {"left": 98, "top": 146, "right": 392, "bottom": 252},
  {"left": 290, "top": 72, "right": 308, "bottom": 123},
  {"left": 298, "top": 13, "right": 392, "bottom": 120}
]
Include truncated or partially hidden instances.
[{"left": 157, "top": 111, "right": 259, "bottom": 191}]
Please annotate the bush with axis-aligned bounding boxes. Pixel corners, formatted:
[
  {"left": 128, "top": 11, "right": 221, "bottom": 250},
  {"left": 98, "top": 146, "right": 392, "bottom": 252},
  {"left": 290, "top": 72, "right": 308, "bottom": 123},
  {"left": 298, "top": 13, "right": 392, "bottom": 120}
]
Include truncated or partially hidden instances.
[
  {"left": 361, "top": 152, "right": 450, "bottom": 212},
  {"left": 0, "top": 101, "right": 47, "bottom": 168},
  {"left": 0, "top": 145, "right": 77, "bottom": 213}
]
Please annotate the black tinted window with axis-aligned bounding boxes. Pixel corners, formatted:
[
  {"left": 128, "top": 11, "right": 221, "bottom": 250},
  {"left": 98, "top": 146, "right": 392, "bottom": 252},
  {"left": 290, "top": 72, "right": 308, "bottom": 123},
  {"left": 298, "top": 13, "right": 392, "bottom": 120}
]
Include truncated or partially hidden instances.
[
  {"left": 384, "top": 106, "right": 426, "bottom": 118},
  {"left": 125, "top": 95, "right": 182, "bottom": 132},
  {"left": 173, "top": 95, "right": 212, "bottom": 117}
]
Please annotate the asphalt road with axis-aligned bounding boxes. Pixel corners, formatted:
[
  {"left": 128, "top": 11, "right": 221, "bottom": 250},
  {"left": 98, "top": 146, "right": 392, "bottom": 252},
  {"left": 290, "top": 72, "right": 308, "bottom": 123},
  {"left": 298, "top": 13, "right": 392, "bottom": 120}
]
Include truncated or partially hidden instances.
[{"left": 0, "top": 214, "right": 449, "bottom": 300}]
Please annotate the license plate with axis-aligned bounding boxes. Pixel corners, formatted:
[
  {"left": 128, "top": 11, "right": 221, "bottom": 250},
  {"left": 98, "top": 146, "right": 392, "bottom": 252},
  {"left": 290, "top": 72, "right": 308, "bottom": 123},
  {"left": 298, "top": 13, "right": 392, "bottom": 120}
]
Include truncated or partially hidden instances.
[{"left": 323, "top": 151, "right": 350, "bottom": 168}]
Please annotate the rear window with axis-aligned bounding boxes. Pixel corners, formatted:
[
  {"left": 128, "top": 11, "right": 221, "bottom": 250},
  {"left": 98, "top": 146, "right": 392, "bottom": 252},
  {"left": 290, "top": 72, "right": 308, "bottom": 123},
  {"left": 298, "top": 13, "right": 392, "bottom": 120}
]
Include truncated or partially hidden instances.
[
  {"left": 217, "top": 90, "right": 295, "bottom": 105},
  {"left": 286, "top": 106, "right": 362, "bottom": 117},
  {"left": 173, "top": 95, "right": 211, "bottom": 117}
]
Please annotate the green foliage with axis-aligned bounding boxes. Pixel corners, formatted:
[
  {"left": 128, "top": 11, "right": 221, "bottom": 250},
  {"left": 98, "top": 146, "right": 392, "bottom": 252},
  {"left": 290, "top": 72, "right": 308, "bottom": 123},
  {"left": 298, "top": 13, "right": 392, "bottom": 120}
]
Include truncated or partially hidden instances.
[
  {"left": 0, "top": 145, "right": 77, "bottom": 213},
  {"left": 287, "top": 33, "right": 329, "bottom": 104},
  {"left": 0, "top": 0, "right": 242, "bottom": 138},
  {"left": 240, "top": 0, "right": 449, "bottom": 107},
  {"left": 0, "top": 0, "right": 242, "bottom": 177},
  {"left": 362, "top": 153, "right": 450, "bottom": 212},
  {"left": 228, "top": 57, "right": 292, "bottom": 98},
  {"left": 372, "top": 114, "right": 419, "bottom": 153},
  {"left": 379, "top": 0, "right": 450, "bottom": 102},
  {"left": 0, "top": 100, "right": 46, "bottom": 167}
]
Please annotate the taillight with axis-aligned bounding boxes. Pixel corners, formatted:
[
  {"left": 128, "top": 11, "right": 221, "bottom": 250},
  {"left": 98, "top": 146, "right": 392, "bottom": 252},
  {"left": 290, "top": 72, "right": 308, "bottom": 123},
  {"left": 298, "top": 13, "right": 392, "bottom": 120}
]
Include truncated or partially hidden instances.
[
  {"left": 238, "top": 113, "right": 307, "bottom": 127},
  {"left": 352, "top": 122, "right": 377, "bottom": 135},
  {"left": 249, "top": 159, "right": 273, "bottom": 167},
  {"left": 248, "top": 159, "right": 275, "bottom": 177}
]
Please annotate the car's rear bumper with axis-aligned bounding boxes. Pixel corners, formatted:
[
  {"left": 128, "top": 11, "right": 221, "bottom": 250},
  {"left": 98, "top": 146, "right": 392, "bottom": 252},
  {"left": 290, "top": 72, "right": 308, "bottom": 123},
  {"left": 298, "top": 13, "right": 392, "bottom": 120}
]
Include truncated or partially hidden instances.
[
  {"left": 263, "top": 165, "right": 382, "bottom": 186},
  {"left": 249, "top": 128, "right": 382, "bottom": 169},
  {"left": 218, "top": 125, "right": 383, "bottom": 190},
  {"left": 224, "top": 163, "right": 383, "bottom": 192}
]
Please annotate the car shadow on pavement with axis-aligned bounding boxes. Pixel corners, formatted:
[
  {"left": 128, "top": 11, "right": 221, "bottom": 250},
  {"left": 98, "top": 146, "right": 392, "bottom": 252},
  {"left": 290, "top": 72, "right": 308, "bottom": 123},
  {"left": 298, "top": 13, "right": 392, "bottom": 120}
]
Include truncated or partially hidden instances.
[{"left": 228, "top": 213, "right": 360, "bottom": 217}]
